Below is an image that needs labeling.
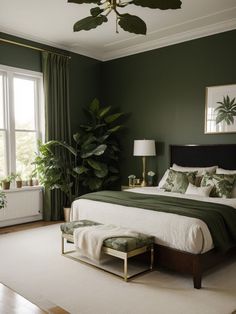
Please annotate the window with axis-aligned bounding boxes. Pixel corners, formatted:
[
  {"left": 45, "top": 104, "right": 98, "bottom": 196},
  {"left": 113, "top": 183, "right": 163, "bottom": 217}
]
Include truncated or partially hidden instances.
[{"left": 0, "top": 65, "right": 44, "bottom": 179}]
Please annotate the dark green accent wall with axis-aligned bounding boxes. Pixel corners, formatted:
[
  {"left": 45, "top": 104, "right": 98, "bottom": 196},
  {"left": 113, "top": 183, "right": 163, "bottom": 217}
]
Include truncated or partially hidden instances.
[
  {"left": 101, "top": 30, "right": 236, "bottom": 184},
  {"left": 0, "top": 32, "right": 101, "bottom": 135}
]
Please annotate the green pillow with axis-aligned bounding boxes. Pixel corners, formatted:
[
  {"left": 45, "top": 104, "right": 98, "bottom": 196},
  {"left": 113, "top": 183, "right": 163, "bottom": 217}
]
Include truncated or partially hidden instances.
[
  {"left": 163, "top": 169, "right": 197, "bottom": 194},
  {"left": 201, "top": 173, "right": 236, "bottom": 198}
]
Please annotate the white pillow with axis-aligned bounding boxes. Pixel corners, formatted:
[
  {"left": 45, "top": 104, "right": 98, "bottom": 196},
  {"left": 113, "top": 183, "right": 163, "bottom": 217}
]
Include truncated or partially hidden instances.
[
  {"left": 216, "top": 168, "right": 236, "bottom": 198},
  {"left": 158, "top": 169, "right": 170, "bottom": 188},
  {"left": 172, "top": 164, "right": 218, "bottom": 176},
  {"left": 185, "top": 183, "right": 213, "bottom": 197}
]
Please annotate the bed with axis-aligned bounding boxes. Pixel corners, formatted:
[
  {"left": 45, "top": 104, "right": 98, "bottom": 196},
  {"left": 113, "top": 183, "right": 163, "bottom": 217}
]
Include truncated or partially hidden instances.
[{"left": 71, "top": 144, "right": 236, "bottom": 289}]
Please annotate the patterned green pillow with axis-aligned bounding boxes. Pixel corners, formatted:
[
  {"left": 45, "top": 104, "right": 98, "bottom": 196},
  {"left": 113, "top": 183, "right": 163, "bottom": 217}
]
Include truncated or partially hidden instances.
[
  {"left": 163, "top": 169, "right": 197, "bottom": 194},
  {"left": 201, "top": 173, "right": 236, "bottom": 198}
]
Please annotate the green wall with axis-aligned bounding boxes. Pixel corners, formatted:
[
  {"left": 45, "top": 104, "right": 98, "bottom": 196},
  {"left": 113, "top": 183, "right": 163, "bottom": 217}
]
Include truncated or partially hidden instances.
[
  {"left": 101, "top": 30, "right": 236, "bottom": 184},
  {"left": 1, "top": 30, "right": 236, "bottom": 185},
  {"left": 0, "top": 32, "right": 101, "bottom": 135}
]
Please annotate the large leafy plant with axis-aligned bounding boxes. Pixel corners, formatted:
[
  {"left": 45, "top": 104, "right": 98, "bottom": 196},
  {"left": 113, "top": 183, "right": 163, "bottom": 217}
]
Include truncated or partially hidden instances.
[
  {"left": 68, "top": 0, "right": 182, "bottom": 35},
  {"left": 215, "top": 95, "right": 236, "bottom": 125},
  {"left": 33, "top": 99, "right": 124, "bottom": 204},
  {"left": 33, "top": 141, "right": 75, "bottom": 205},
  {"left": 71, "top": 98, "right": 124, "bottom": 191}
]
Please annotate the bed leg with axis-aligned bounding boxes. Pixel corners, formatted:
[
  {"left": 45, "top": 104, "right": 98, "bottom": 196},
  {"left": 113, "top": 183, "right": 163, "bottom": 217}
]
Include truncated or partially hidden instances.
[{"left": 193, "top": 255, "right": 202, "bottom": 289}]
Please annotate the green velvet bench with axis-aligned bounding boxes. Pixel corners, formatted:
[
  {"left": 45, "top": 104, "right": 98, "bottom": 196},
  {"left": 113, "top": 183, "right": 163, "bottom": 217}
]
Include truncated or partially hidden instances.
[{"left": 60, "top": 220, "right": 154, "bottom": 281}]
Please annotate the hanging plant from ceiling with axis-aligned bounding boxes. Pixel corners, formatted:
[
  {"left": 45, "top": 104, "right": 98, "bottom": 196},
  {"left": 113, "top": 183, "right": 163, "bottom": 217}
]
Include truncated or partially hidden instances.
[{"left": 68, "top": 0, "right": 182, "bottom": 35}]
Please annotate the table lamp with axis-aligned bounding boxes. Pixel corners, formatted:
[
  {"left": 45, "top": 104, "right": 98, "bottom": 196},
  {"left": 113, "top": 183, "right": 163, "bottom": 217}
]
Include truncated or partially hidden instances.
[{"left": 133, "top": 139, "right": 156, "bottom": 187}]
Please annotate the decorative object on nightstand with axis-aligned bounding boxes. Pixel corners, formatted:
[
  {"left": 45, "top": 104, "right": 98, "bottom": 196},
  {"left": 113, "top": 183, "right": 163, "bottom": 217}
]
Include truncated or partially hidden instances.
[
  {"left": 128, "top": 174, "right": 136, "bottom": 187},
  {"left": 147, "top": 171, "right": 156, "bottom": 186},
  {"left": 133, "top": 140, "right": 156, "bottom": 187}
]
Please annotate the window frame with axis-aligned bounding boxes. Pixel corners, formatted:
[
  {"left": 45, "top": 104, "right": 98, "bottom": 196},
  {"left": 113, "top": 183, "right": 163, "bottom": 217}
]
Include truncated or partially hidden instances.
[{"left": 0, "top": 64, "right": 44, "bottom": 177}]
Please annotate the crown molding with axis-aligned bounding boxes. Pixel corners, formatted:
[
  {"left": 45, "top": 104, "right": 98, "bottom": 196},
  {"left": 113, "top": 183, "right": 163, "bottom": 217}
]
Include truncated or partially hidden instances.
[
  {"left": 0, "top": 26, "right": 102, "bottom": 60},
  {"left": 101, "top": 18, "right": 236, "bottom": 61},
  {"left": 1, "top": 16, "right": 236, "bottom": 62}
]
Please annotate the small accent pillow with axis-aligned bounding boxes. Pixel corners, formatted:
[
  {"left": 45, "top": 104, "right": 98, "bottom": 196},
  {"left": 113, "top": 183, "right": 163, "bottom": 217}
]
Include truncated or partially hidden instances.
[
  {"left": 185, "top": 183, "right": 213, "bottom": 197},
  {"left": 172, "top": 164, "right": 218, "bottom": 187},
  {"left": 163, "top": 169, "right": 197, "bottom": 194},
  {"left": 201, "top": 173, "right": 236, "bottom": 198},
  {"left": 158, "top": 169, "right": 170, "bottom": 188},
  {"left": 216, "top": 168, "right": 236, "bottom": 198}
]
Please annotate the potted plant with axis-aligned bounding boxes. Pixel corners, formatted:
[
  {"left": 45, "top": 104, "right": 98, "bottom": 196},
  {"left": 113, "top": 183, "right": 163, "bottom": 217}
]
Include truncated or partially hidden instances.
[
  {"left": 147, "top": 171, "right": 156, "bottom": 186},
  {"left": 0, "top": 190, "right": 7, "bottom": 209},
  {"left": 1, "top": 174, "right": 16, "bottom": 190},
  {"left": 28, "top": 174, "right": 34, "bottom": 186},
  {"left": 33, "top": 98, "right": 125, "bottom": 221},
  {"left": 15, "top": 173, "right": 23, "bottom": 188},
  {"left": 128, "top": 174, "right": 136, "bottom": 187}
]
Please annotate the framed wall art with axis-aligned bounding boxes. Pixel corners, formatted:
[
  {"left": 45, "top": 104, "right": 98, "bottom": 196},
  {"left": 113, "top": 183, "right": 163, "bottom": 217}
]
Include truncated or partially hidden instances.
[{"left": 205, "top": 84, "right": 236, "bottom": 134}]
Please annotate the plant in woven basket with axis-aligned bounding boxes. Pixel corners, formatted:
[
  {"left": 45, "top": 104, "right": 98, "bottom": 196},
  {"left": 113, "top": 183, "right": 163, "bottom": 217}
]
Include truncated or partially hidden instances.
[{"left": 0, "top": 190, "right": 7, "bottom": 209}]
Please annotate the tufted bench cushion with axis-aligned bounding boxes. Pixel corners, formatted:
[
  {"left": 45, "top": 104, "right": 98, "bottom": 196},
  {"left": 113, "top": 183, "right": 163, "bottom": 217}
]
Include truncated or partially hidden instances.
[{"left": 60, "top": 220, "right": 154, "bottom": 252}]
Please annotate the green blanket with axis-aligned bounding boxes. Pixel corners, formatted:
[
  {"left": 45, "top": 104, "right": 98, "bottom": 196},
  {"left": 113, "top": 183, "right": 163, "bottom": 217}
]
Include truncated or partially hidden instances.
[{"left": 79, "top": 190, "right": 236, "bottom": 251}]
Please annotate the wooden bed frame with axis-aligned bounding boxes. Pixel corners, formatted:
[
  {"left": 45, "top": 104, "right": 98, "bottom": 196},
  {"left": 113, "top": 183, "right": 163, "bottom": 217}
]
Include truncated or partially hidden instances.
[{"left": 155, "top": 144, "right": 236, "bottom": 289}]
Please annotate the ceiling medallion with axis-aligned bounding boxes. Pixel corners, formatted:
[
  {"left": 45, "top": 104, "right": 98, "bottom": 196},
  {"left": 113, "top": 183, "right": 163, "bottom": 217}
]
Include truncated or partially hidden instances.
[{"left": 68, "top": 0, "right": 182, "bottom": 35}]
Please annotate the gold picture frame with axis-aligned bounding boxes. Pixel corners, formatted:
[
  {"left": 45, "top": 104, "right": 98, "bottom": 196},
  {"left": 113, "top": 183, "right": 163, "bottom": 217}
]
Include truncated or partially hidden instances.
[{"left": 205, "top": 84, "right": 236, "bottom": 134}]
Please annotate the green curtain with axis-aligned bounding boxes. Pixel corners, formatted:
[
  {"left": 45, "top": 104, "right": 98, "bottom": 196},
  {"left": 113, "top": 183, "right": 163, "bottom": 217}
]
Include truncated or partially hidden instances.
[{"left": 42, "top": 52, "right": 71, "bottom": 221}]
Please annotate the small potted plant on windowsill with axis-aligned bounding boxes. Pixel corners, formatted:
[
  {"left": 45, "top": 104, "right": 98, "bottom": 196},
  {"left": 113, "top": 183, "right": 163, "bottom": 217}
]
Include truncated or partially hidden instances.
[
  {"left": 1, "top": 174, "right": 16, "bottom": 190},
  {"left": 15, "top": 173, "right": 23, "bottom": 188},
  {"left": 0, "top": 190, "right": 7, "bottom": 209}
]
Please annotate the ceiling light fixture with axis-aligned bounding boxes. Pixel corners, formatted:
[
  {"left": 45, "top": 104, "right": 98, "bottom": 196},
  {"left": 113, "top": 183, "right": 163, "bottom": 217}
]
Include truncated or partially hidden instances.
[{"left": 68, "top": 0, "right": 182, "bottom": 35}]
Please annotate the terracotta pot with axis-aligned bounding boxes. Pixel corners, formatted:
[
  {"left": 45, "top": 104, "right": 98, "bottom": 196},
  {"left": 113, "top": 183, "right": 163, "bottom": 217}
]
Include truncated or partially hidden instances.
[
  {"left": 2, "top": 181, "right": 10, "bottom": 190},
  {"left": 16, "top": 180, "right": 22, "bottom": 188},
  {"left": 64, "top": 207, "right": 71, "bottom": 222}
]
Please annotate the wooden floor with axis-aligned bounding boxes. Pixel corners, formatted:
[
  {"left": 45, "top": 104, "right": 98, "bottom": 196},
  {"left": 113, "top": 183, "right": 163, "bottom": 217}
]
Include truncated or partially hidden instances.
[
  {"left": 0, "top": 220, "right": 62, "bottom": 235},
  {"left": 0, "top": 221, "right": 68, "bottom": 313}
]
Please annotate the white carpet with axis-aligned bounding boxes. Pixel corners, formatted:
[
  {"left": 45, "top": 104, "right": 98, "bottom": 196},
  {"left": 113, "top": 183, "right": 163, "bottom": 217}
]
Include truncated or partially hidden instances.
[{"left": 0, "top": 224, "right": 236, "bottom": 314}]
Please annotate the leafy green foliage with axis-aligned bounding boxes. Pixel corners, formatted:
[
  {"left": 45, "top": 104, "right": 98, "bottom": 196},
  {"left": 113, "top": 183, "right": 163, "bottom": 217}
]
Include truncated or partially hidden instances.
[
  {"left": 131, "top": 0, "right": 182, "bottom": 9},
  {"left": 33, "top": 141, "right": 74, "bottom": 205},
  {"left": 68, "top": 0, "right": 100, "bottom": 4},
  {"left": 215, "top": 95, "right": 236, "bottom": 125},
  {"left": 73, "top": 98, "right": 124, "bottom": 192},
  {"left": 118, "top": 14, "right": 146, "bottom": 35},
  {"left": 0, "top": 190, "right": 7, "bottom": 209},
  {"left": 68, "top": 0, "right": 182, "bottom": 35},
  {"left": 74, "top": 15, "right": 108, "bottom": 32},
  {"left": 33, "top": 99, "right": 125, "bottom": 202}
]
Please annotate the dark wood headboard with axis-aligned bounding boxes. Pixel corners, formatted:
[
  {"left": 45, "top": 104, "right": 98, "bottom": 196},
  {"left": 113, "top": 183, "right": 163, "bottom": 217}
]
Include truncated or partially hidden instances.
[{"left": 170, "top": 144, "right": 236, "bottom": 170}]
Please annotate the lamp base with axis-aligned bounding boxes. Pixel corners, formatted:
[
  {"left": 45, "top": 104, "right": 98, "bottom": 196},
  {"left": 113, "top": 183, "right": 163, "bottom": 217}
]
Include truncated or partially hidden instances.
[{"left": 141, "top": 180, "right": 147, "bottom": 187}]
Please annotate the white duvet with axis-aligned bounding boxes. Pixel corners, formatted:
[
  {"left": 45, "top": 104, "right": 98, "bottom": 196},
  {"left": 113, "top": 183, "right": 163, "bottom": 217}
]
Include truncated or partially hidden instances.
[{"left": 71, "top": 187, "right": 236, "bottom": 254}]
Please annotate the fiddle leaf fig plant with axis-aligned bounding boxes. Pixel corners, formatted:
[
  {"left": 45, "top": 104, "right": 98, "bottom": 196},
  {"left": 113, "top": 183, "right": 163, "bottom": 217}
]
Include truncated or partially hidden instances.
[
  {"left": 68, "top": 0, "right": 182, "bottom": 35},
  {"left": 33, "top": 98, "right": 125, "bottom": 205}
]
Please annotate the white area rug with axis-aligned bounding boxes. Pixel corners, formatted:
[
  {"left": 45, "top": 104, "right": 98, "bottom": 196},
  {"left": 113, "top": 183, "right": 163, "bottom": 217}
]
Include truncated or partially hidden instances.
[{"left": 0, "top": 224, "right": 236, "bottom": 314}]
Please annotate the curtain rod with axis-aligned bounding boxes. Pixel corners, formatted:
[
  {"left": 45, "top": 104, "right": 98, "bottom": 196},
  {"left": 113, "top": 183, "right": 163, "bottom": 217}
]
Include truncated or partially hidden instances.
[{"left": 0, "top": 38, "right": 71, "bottom": 59}]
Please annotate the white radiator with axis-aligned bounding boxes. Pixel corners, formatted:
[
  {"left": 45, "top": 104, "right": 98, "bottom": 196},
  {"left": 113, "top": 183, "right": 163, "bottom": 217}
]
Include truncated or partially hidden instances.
[{"left": 0, "top": 186, "right": 43, "bottom": 227}]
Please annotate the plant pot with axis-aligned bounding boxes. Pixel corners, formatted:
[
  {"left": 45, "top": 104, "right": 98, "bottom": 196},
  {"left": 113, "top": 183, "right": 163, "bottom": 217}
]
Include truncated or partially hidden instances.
[
  {"left": 2, "top": 181, "right": 10, "bottom": 190},
  {"left": 28, "top": 179, "right": 33, "bottom": 186},
  {"left": 16, "top": 181, "right": 22, "bottom": 188},
  {"left": 64, "top": 207, "right": 71, "bottom": 222}
]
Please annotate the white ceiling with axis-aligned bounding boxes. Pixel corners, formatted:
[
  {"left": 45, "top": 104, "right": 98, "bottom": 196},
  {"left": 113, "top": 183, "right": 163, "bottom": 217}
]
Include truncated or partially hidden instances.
[{"left": 0, "top": 0, "right": 236, "bottom": 61}]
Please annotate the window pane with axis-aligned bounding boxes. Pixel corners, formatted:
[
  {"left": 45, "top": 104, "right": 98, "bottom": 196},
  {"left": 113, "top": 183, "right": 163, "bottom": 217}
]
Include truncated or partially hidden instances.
[
  {"left": 14, "top": 77, "right": 36, "bottom": 130},
  {"left": 15, "top": 131, "right": 37, "bottom": 177},
  {"left": 0, "top": 131, "right": 7, "bottom": 178},
  {"left": 0, "top": 75, "right": 4, "bottom": 129}
]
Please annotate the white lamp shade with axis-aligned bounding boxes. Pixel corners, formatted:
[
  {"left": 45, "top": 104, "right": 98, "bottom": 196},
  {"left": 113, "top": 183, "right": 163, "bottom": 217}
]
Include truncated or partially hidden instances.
[{"left": 133, "top": 140, "right": 156, "bottom": 156}]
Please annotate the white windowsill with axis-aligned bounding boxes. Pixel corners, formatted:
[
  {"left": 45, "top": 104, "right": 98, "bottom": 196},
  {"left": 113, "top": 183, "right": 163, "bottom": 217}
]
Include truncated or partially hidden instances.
[{"left": 1, "top": 186, "right": 43, "bottom": 193}]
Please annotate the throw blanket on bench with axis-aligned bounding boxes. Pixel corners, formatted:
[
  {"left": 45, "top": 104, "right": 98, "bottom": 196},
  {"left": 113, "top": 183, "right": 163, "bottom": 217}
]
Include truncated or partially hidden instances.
[
  {"left": 74, "top": 225, "right": 139, "bottom": 260},
  {"left": 79, "top": 191, "right": 236, "bottom": 252}
]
